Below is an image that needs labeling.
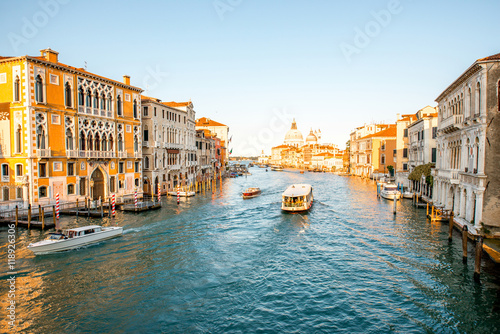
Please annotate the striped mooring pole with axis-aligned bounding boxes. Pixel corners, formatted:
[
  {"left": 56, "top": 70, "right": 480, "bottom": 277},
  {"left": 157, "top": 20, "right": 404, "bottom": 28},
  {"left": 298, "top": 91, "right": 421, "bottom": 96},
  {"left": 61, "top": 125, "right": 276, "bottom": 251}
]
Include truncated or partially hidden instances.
[
  {"left": 134, "top": 190, "right": 138, "bottom": 210},
  {"left": 56, "top": 193, "right": 60, "bottom": 220},
  {"left": 158, "top": 183, "right": 161, "bottom": 203},
  {"left": 112, "top": 194, "right": 116, "bottom": 217}
]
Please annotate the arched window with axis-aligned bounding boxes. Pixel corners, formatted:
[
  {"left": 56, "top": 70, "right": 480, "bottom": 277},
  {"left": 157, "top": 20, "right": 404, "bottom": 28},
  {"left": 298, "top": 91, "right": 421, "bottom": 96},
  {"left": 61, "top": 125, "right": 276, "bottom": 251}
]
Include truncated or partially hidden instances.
[
  {"left": 95, "top": 133, "right": 101, "bottom": 151},
  {"left": 87, "top": 133, "right": 93, "bottom": 151},
  {"left": 65, "top": 82, "right": 72, "bottom": 108},
  {"left": 118, "top": 134, "right": 123, "bottom": 152},
  {"left": 100, "top": 93, "right": 106, "bottom": 110},
  {"left": 66, "top": 129, "right": 74, "bottom": 151},
  {"left": 86, "top": 89, "right": 92, "bottom": 107},
  {"left": 101, "top": 134, "right": 107, "bottom": 151},
  {"left": 144, "top": 156, "right": 149, "bottom": 169},
  {"left": 78, "top": 87, "right": 84, "bottom": 106},
  {"left": 134, "top": 135, "right": 138, "bottom": 152},
  {"left": 468, "top": 87, "right": 472, "bottom": 117},
  {"left": 35, "top": 75, "right": 43, "bottom": 103},
  {"left": 475, "top": 137, "right": 480, "bottom": 173},
  {"left": 154, "top": 153, "right": 158, "bottom": 169},
  {"left": 93, "top": 91, "right": 99, "bottom": 109},
  {"left": 107, "top": 94, "right": 112, "bottom": 111},
  {"left": 15, "top": 125, "right": 22, "bottom": 153},
  {"left": 80, "top": 131, "right": 86, "bottom": 150},
  {"left": 476, "top": 82, "right": 481, "bottom": 116},
  {"left": 108, "top": 135, "right": 114, "bottom": 152},
  {"left": 36, "top": 125, "right": 46, "bottom": 149},
  {"left": 133, "top": 99, "right": 138, "bottom": 118},
  {"left": 163, "top": 153, "right": 166, "bottom": 168},
  {"left": 14, "top": 76, "right": 20, "bottom": 101},
  {"left": 116, "top": 95, "right": 122, "bottom": 116}
]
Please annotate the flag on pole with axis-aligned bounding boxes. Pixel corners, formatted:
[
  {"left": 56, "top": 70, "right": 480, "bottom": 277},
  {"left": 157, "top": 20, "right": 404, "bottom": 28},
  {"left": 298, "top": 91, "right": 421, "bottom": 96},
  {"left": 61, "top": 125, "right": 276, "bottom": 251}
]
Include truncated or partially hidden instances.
[
  {"left": 229, "top": 135, "right": 232, "bottom": 143},
  {"left": 229, "top": 148, "right": 233, "bottom": 155}
]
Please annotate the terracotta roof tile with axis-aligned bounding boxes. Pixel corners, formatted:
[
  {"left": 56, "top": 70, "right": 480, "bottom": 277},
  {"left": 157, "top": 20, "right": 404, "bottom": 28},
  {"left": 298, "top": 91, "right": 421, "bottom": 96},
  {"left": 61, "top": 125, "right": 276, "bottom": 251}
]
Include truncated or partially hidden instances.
[
  {"left": 163, "top": 101, "right": 191, "bottom": 107},
  {"left": 196, "top": 117, "right": 227, "bottom": 127},
  {"left": 477, "top": 53, "right": 500, "bottom": 61}
]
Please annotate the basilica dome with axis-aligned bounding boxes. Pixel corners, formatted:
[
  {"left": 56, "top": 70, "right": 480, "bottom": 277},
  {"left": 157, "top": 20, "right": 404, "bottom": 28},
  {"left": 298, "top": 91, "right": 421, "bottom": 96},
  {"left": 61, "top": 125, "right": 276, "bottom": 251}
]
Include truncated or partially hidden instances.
[
  {"left": 305, "top": 129, "right": 318, "bottom": 145},
  {"left": 284, "top": 119, "right": 303, "bottom": 147}
]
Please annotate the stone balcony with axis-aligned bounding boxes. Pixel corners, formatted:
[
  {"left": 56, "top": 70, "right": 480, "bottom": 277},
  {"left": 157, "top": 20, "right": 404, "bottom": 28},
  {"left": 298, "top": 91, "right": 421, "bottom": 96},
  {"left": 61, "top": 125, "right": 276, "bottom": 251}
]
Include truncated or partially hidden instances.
[
  {"left": 439, "top": 114, "right": 463, "bottom": 134},
  {"left": 35, "top": 148, "right": 51, "bottom": 158},
  {"left": 435, "top": 168, "right": 460, "bottom": 184}
]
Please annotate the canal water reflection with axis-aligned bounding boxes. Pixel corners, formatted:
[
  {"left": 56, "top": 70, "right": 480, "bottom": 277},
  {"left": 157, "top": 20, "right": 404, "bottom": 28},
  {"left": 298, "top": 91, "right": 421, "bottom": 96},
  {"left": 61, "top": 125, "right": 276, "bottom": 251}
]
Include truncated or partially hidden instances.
[{"left": 1, "top": 167, "right": 500, "bottom": 333}]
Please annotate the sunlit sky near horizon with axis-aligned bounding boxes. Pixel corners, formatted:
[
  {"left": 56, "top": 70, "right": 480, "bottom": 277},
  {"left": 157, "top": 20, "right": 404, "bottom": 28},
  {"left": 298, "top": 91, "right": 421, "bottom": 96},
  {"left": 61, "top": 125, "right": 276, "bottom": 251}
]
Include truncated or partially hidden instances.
[{"left": 1, "top": 0, "right": 500, "bottom": 156}]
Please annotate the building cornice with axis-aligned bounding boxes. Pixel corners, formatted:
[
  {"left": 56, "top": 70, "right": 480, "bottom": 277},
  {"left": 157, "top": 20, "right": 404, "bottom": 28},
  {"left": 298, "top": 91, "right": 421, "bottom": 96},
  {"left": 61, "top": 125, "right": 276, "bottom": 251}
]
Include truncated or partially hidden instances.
[
  {"left": 16, "top": 56, "right": 144, "bottom": 93},
  {"left": 436, "top": 63, "right": 482, "bottom": 102}
]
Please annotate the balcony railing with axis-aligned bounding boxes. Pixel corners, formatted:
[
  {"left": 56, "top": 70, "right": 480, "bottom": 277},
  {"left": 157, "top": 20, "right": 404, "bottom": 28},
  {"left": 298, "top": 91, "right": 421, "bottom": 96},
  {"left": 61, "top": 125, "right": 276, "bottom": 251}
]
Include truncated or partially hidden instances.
[
  {"left": 154, "top": 141, "right": 160, "bottom": 148},
  {"left": 134, "top": 152, "right": 141, "bottom": 159},
  {"left": 35, "top": 148, "right": 51, "bottom": 158},
  {"left": 117, "top": 151, "right": 128, "bottom": 159},
  {"left": 436, "top": 168, "right": 460, "bottom": 184},
  {"left": 170, "top": 164, "right": 181, "bottom": 170},
  {"left": 66, "top": 149, "right": 79, "bottom": 158},
  {"left": 142, "top": 141, "right": 149, "bottom": 148},
  {"left": 440, "top": 114, "right": 463, "bottom": 134}
]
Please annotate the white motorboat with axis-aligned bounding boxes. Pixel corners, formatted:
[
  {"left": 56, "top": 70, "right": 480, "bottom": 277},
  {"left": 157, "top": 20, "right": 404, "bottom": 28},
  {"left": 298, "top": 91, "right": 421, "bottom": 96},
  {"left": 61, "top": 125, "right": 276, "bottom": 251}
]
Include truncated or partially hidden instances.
[
  {"left": 271, "top": 165, "right": 284, "bottom": 171},
  {"left": 380, "top": 184, "right": 401, "bottom": 201},
  {"left": 168, "top": 191, "right": 195, "bottom": 197},
  {"left": 282, "top": 184, "right": 313, "bottom": 212},
  {"left": 27, "top": 225, "right": 123, "bottom": 255},
  {"left": 242, "top": 187, "right": 261, "bottom": 199},
  {"left": 402, "top": 191, "right": 413, "bottom": 199}
]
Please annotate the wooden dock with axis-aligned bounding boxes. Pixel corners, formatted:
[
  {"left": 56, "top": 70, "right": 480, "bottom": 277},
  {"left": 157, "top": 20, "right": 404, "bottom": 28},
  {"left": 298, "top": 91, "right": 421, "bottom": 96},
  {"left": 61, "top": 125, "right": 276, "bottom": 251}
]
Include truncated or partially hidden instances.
[{"left": 121, "top": 201, "right": 161, "bottom": 212}]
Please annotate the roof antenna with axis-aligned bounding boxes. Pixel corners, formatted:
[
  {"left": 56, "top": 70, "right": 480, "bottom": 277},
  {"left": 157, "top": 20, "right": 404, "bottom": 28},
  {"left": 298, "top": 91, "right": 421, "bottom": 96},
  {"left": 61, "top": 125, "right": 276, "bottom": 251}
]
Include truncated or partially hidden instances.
[{"left": 84, "top": 61, "right": 87, "bottom": 71}]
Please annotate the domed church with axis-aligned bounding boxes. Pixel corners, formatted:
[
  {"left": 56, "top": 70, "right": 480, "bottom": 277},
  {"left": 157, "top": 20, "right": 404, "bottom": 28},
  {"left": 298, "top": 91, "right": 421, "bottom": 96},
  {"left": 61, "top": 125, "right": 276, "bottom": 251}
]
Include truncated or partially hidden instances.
[{"left": 284, "top": 119, "right": 304, "bottom": 147}]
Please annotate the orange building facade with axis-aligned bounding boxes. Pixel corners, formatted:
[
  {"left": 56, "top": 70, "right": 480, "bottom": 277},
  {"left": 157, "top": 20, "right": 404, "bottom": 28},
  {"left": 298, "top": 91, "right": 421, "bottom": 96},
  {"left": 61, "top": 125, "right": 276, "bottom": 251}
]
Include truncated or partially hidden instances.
[{"left": 0, "top": 49, "right": 143, "bottom": 208}]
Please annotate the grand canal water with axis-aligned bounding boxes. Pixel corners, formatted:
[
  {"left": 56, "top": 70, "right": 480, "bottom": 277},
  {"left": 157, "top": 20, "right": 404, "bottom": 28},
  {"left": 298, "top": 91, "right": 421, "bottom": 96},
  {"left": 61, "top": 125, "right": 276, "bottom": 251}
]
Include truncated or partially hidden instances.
[{"left": 2, "top": 167, "right": 500, "bottom": 333}]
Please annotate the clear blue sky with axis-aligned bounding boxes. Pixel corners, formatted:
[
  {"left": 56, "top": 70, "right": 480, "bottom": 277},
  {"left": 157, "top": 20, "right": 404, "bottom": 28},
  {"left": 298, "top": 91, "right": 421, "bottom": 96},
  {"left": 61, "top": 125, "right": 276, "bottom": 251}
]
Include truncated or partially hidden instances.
[{"left": 1, "top": 0, "right": 500, "bottom": 156}]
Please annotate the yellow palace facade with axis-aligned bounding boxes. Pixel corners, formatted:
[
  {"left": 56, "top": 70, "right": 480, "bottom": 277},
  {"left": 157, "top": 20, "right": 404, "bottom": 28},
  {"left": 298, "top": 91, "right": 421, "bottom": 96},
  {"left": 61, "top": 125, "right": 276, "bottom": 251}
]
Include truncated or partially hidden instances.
[{"left": 0, "top": 49, "right": 143, "bottom": 208}]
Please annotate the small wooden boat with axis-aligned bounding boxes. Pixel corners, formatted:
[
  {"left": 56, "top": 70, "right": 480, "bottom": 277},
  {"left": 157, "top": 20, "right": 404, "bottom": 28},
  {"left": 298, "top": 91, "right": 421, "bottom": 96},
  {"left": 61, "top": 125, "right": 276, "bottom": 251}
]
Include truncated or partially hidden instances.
[
  {"left": 242, "top": 187, "right": 261, "bottom": 199},
  {"left": 167, "top": 191, "right": 195, "bottom": 197},
  {"left": 282, "top": 184, "right": 313, "bottom": 212},
  {"left": 28, "top": 225, "right": 123, "bottom": 255}
]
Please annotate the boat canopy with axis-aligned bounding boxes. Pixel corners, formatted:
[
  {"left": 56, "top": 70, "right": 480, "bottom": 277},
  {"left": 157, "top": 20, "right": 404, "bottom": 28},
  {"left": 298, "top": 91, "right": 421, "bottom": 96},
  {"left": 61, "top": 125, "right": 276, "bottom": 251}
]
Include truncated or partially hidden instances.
[{"left": 282, "top": 184, "right": 312, "bottom": 197}]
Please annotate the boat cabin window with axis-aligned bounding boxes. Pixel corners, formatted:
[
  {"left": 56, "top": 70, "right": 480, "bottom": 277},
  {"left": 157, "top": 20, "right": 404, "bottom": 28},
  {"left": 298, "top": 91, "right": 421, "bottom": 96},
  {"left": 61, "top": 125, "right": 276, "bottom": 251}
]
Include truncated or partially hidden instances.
[{"left": 84, "top": 229, "right": 95, "bottom": 235}]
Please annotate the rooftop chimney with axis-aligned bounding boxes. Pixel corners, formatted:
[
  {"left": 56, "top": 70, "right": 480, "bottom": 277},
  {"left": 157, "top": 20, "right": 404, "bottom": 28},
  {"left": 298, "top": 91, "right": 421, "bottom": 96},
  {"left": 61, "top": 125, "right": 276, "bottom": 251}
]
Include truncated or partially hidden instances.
[
  {"left": 40, "top": 48, "right": 58, "bottom": 63},
  {"left": 123, "top": 75, "right": 130, "bottom": 86}
]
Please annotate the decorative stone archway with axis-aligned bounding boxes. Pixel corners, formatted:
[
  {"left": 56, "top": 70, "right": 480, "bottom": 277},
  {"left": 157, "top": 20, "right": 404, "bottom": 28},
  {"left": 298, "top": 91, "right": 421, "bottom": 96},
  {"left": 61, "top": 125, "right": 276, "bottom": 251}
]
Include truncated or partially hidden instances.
[{"left": 90, "top": 167, "right": 107, "bottom": 200}]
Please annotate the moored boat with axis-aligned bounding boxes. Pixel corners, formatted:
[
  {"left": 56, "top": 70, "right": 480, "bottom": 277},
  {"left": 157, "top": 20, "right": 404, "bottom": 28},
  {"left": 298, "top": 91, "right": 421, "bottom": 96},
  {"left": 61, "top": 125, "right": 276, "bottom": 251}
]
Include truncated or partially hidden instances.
[
  {"left": 167, "top": 191, "right": 195, "bottom": 197},
  {"left": 27, "top": 225, "right": 123, "bottom": 255},
  {"left": 380, "top": 184, "right": 401, "bottom": 201},
  {"left": 242, "top": 187, "right": 261, "bottom": 199},
  {"left": 282, "top": 184, "right": 313, "bottom": 212},
  {"left": 271, "top": 165, "right": 284, "bottom": 171}
]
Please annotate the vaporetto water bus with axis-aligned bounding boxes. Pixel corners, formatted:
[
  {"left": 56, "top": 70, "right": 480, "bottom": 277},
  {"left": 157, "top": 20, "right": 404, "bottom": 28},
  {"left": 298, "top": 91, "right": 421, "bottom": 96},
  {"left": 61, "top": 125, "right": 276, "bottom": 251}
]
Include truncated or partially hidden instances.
[
  {"left": 27, "top": 225, "right": 123, "bottom": 255},
  {"left": 281, "top": 184, "right": 313, "bottom": 212}
]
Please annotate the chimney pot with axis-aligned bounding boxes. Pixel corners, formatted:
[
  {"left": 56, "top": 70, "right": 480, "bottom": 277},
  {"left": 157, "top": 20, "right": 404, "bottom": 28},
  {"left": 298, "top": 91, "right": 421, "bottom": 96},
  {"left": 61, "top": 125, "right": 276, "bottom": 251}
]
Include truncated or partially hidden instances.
[{"left": 123, "top": 75, "right": 130, "bottom": 85}]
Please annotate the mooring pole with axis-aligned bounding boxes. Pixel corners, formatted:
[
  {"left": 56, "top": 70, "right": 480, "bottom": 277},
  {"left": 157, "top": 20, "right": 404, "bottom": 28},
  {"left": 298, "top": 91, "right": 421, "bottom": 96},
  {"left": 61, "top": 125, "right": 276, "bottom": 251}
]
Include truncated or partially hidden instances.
[
  {"left": 393, "top": 197, "right": 397, "bottom": 215},
  {"left": 41, "top": 207, "right": 45, "bottom": 230},
  {"left": 462, "top": 225, "right": 468, "bottom": 263},
  {"left": 474, "top": 236, "right": 483, "bottom": 282},
  {"left": 448, "top": 211, "right": 454, "bottom": 241},
  {"left": 27, "top": 204, "right": 31, "bottom": 229},
  {"left": 15, "top": 205, "right": 18, "bottom": 227}
]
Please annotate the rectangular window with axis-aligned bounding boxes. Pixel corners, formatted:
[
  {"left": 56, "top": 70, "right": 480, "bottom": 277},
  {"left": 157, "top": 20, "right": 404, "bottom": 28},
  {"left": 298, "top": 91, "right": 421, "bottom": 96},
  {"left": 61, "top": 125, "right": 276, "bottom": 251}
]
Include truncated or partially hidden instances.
[
  {"left": 125, "top": 93, "right": 131, "bottom": 102},
  {"left": 39, "top": 163, "right": 47, "bottom": 177},
  {"left": 143, "top": 106, "right": 148, "bottom": 117},
  {"left": 154, "top": 107, "right": 157, "bottom": 117},
  {"left": 119, "top": 162, "right": 124, "bottom": 174},
  {"left": 134, "top": 161, "right": 139, "bottom": 172},
  {"left": 403, "top": 163, "right": 408, "bottom": 171},
  {"left": 39, "top": 186, "right": 47, "bottom": 198},
  {"left": 403, "top": 148, "right": 408, "bottom": 158},
  {"left": 1, "top": 164, "right": 9, "bottom": 182},
  {"left": 381, "top": 154, "right": 386, "bottom": 165},
  {"left": 432, "top": 148, "right": 437, "bottom": 163},
  {"left": 15, "top": 164, "right": 22, "bottom": 176},
  {"left": 144, "top": 129, "right": 149, "bottom": 141},
  {"left": 403, "top": 128, "right": 408, "bottom": 138},
  {"left": 80, "top": 178, "right": 86, "bottom": 195},
  {"left": 110, "top": 176, "right": 116, "bottom": 193},
  {"left": 16, "top": 187, "right": 22, "bottom": 199},
  {"left": 67, "top": 184, "right": 75, "bottom": 195},
  {"left": 126, "top": 125, "right": 132, "bottom": 133},
  {"left": 67, "top": 162, "right": 75, "bottom": 176},
  {"left": 432, "top": 127, "right": 437, "bottom": 139},
  {"left": 127, "top": 161, "right": 132, "bottom": 170}
]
